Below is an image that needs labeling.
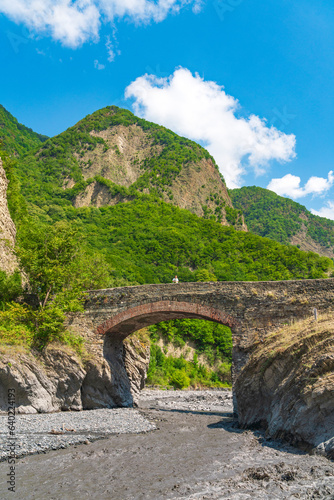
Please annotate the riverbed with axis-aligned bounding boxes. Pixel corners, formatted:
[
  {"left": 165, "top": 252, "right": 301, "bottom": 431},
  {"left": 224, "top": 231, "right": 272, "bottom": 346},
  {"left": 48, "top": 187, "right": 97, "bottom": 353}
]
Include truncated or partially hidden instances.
[{"left": 0, "top": 389, "right": 333, "bottom": 499}]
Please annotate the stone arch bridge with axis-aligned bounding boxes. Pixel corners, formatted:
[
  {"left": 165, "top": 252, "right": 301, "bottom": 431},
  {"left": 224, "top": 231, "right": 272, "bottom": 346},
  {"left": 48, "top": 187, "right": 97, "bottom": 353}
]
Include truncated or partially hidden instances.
[{"left": 83, "top": 279, "right": 334, "bottom": 411}]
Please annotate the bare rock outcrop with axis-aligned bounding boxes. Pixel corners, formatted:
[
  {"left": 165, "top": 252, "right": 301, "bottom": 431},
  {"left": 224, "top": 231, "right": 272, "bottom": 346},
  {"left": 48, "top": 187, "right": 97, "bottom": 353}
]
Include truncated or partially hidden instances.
[
  {"left": 0, "top": 346, "right": 86, "bottom": 413},
  {"left": 66, "top": 314, "right": 151, "bottom": 407},
  {"left": 0, "top": 319, "right": 151, "bottom": 413},
  {"left": 81, "top": 339, "right": 134, "bottom": 409},
  {"left": 235, "top": 315, "right": 334, "bottom": 459},
  {"left": 123, "top": 334, "right": 151, "bottom": 400},
  {"left": 0, "top": 157, "right": 17, "bottom": 274},
  {"left": 70, "top": 123, "right": 246, "bottom": 230},
  {"left": 80, "top": 334, "right": 151, "bottom": 409}
]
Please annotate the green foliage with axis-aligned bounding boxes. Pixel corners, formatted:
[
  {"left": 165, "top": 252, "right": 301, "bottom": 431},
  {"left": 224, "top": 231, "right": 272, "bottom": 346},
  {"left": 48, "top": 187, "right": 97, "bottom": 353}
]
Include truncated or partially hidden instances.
[
  {"left": 2, "top": 105, "right": 334, "bottom": 375},
  {"left": 146, "top": 343, "right": 230, "bottom": 389},
  {"left": 32, "top": 304, "right": 85, "bottom": 352},
  {"left": 231, "top": 186, "right": 334, "bottom": 251},
  {"left": 0, "top": 271, "right": 22, "bottom": 305},
  {"left": 0, "top": 303, "right": 34, "bottom": 347},
  {"left": 33, "top": 304, "right": 67, "bottom": 346},
  {"left": 195, "top": 269, "right": 217, "bottom": 282},
  {"left": 147, "top": 317, "right": 233, "bottom": 387},
  {"left": 0, "top": 105, "right": 48, "bottom": 157},
  {"left": 43, "top": 198, "right": 333, "bottom": 285},
  {"left": 17, "top": 220, "right": 112, "bottom": 309},
  {"left": 148, "top": 319, "right": 233, "bottom": 364},
  {"left": 0, "top": 301, "right": 84, "bottom": 353},
  {"left": 225, "top": 206, "right": 243, "bottom": 226},
  {"left": 14, "top": 220, "right": 113, "bottom": 348}
]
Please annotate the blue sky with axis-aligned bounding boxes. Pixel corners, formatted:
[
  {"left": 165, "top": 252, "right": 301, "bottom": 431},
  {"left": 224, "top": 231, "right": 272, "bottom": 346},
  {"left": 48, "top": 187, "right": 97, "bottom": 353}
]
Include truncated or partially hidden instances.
[{"left": 1, "top": 0, "right": 334, "bottom": 217}]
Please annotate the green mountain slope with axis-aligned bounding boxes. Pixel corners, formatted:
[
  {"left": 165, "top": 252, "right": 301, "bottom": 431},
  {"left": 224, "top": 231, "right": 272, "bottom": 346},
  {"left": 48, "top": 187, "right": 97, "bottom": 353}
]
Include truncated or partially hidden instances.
[
  {"left": 1, "top": 107, "right": 334, "bottom": 390},
  {"left": 0, "top": 105, "right": 48, "bottom": 156},
  {"left": 23, "top": 196, "right": 332, "bottom": 285},
  {"left": 15, "top": 106, "right": 244, "bottom": 228},
  {"left": 230, "top": 186, "right": 334, "bottom": 258}
]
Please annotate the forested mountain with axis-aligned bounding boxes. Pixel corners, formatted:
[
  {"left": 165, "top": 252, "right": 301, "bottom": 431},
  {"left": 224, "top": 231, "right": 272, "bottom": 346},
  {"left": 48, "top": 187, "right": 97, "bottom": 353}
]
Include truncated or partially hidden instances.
[
  {"left": 15, "top": 106, "right": 244, "bottom": 229},
  {"left": 1, "top": 104, "right": 334, "bottom": 389},
  {"left": 0, "top": 105, "right": 48, "bottom": 156},
  {"left": 230, "top": 186, "right": 334, "bottom": 258},
  {"left": 22, "top": 197, "right": 332, "bottom": 285}
]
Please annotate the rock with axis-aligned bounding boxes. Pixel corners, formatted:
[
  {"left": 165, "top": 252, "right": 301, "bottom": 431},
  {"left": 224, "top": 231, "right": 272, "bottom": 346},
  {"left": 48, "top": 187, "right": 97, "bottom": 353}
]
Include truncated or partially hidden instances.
[
  {"left": 322, "top": 438, "right": 334, "bottom": 459},
  {"left": 81, "top": 342, "right": 134, "bottom": 409},
  {"left": 81, "top": 332, "right": 150, "bottom": 409},
  {"left": 70, "top": 122, "right": 246, "bottom": 229},
  {"left": 42, "top": 346, "right": 86, "bottom": 411},
  {"left": 0, "top": 346, "right": 86, "bottom": 413},
  {"left": 123, "top": 334, "right": 151, "bottom": 404},
  {"left": 0, "top": 326, "right": 150, "bottom": 413},
  {"left": 0, "top": 352, "right": 55, "bottom": 413},
  {"left": 66, "top": 314, "right": 151, "bottom": 408},
  {"left": 235, "top": 316, "right": 334, "bottom": 459},
  {"left": 0, "top": 157, "right": 18, "bottom": 274}
]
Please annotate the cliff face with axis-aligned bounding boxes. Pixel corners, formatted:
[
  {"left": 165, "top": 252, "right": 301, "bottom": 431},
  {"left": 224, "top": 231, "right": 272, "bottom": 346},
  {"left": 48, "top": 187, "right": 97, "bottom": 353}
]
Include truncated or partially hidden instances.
[
  {"left": 0, "top": 345, "right": 86, "bottom": 413},
  {"left": 0, "top": 333, "right": 150, "bottom": 414},
  {"left": 72, "top": 124, "right": 241, "bottom": 226},
  {"left": 235, "top": 315, "right": 334, "bottom": 459},
  {"left": 0, "top": 157, "right": 17, "bottom": 274}
]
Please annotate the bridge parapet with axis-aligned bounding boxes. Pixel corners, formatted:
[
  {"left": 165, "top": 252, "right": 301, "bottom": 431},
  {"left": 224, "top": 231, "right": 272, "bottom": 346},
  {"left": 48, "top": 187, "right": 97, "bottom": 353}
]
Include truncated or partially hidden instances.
[{"left": 85, "top": 279, "right": 334, "bottom": 346}]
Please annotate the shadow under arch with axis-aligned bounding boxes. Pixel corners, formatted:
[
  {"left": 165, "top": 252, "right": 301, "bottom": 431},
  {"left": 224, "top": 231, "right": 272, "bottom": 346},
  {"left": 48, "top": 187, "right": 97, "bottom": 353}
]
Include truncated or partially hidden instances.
[{"left": 96, "top": 300, "right": 240, "bottom": 341}]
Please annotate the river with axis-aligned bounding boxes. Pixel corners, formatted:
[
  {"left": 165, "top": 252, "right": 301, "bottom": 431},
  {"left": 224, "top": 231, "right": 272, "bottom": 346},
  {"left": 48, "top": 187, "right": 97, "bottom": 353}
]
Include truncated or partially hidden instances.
[{"left": 0, "top": 389, "right": 333, "bottom": 499}]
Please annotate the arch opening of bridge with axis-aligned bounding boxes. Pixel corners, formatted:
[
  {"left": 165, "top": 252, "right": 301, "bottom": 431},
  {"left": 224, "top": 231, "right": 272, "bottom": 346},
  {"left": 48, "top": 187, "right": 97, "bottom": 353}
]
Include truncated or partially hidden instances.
[
  {"left": 96, "top": 300, "right": 238, "bottom": 341},
  {"left": 98, "top": 300, "right": 237, "bottom": 407}
]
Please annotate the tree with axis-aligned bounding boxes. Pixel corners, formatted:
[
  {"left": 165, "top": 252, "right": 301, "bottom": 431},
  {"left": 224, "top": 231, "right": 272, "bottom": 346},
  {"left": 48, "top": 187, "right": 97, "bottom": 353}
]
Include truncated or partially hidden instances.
[
  {"left": 16, "top": 220, "right": 112, "bottom": 346},
  {"left": 195, "top": 269, "right": 217, "bottom": 282}
]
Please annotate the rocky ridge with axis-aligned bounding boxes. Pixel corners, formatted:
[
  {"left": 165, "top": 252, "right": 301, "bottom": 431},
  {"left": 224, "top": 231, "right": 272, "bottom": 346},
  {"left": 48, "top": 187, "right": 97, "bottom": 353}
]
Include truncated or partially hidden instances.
[
  {"left": 0, "top": 157, "right": 17, "bottom": 274},
  {"left": 73, "top": 124, "right": 241, "bottom": 226},
  {"left": 16, "top": 106, "right": 246, "bottom": 230},
  {"left": 235, "top": 314, "right": 334, "bottom": 459}
]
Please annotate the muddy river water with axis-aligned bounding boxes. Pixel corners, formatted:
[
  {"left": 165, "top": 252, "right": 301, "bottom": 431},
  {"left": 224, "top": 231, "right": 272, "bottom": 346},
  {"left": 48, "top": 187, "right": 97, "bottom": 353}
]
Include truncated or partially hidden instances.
[{"left": 1, "top": 389, "right": 333, "bottom": 499}]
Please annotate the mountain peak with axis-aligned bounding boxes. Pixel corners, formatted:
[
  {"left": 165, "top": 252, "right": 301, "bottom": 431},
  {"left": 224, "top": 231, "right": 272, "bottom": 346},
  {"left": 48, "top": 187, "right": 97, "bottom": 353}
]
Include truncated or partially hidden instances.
[
  {"left": 17, "top": 105, "right": 245, "bottom": 229},
  {"left": 0, "top": 104, "right": 48, "bottom": 157}
]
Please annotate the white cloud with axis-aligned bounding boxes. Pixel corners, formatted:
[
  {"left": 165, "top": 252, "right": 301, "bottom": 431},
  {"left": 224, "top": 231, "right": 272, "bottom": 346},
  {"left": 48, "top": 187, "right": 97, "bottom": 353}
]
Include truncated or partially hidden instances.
[
  {"left": 192, "top": 0, "right": 203, "bottom": 14},
  {"left": 311, "top": 201, "right": 334, "bottom": 220},
  {"left": 94, "top": 59, "right": 105, "bottom": 70},
  {"left": 105, "top": 35, "right": 115, "bottom": 62},
  {"left": 267, "top": 171, "right": 334, "bottom": 199},
  {"left": 125, "top": 68, "right": 296, "bottom": 187},
  {"left": 0, "top": 0, "right": 200, "bottom": 48},
  {"left": 0, "top": 0, "right": 101, "bottom": 47}
]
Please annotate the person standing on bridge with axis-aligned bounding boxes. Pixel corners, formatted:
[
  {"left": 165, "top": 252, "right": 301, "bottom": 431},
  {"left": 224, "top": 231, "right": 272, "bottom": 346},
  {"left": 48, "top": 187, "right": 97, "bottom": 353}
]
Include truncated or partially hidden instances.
[{"left": 172, "top": 275, "right": 179, "bottom": 283}]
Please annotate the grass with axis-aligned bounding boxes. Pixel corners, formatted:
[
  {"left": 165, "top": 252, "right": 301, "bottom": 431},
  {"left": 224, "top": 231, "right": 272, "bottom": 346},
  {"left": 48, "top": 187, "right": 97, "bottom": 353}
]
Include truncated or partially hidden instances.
[{"left": 250, "top": 312, "right": 334, "bottom": 380}]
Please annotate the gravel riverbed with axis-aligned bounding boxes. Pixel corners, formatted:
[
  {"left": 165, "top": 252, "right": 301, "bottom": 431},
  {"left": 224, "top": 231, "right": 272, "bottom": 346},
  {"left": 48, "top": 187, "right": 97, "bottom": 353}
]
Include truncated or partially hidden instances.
[
  {"left": 0, "top": 407, "right": 156, "bottom": 461},
  {"left": 0, "top": 389, "right": 333, "bottom": 499}
]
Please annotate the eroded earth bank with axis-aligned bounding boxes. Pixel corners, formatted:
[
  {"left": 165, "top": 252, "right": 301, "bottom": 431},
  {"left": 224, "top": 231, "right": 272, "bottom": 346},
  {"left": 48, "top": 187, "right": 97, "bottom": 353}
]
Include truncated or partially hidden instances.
[{"left": 0, "top": 389, "right": 333, "bottom": 500}]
